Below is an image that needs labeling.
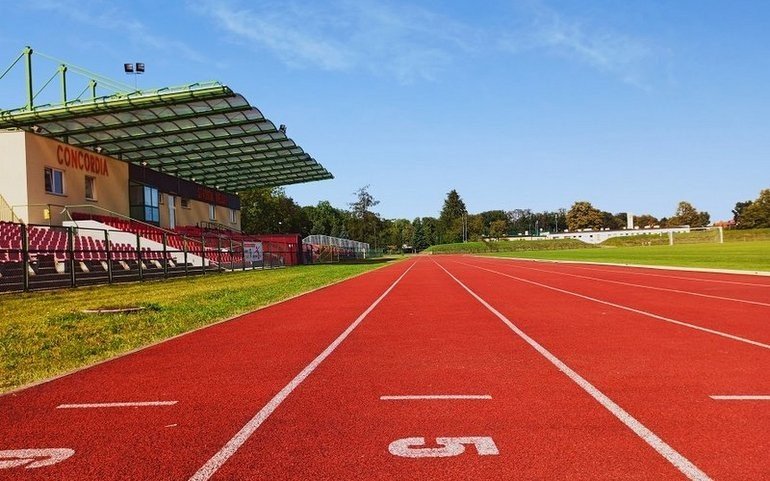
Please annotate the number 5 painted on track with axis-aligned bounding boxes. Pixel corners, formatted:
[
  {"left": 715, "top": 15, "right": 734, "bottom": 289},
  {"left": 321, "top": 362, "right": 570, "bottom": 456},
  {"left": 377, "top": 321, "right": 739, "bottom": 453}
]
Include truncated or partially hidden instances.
[
  {"left": 0, "top": 449, "right": 75, "bottom": 469},
  {"left": 388, "top": 437, "right": 499, "bottom": 458}
]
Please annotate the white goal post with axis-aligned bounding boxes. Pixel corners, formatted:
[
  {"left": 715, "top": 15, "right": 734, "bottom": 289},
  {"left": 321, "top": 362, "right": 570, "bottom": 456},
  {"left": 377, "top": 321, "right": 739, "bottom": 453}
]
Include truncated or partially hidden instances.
[{"left": 668, "top": 226, "right": 723, "bottom": 245}]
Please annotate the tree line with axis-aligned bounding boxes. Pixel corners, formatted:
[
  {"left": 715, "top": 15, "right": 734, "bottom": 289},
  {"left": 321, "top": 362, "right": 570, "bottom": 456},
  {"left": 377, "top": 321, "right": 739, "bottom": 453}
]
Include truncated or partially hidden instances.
[{"left": 239, "top": 185, "right": 770, "bottom": 252}]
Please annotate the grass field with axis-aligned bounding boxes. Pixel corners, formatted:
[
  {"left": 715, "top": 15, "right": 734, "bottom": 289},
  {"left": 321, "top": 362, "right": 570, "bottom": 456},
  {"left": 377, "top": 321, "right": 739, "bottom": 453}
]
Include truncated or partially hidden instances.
[
  {"left": 0, "top": 262, "right": 390, "bottom": 393},
  {"left": 482, "top": 241, "right": 770, "bottom": 272},
  {"left": 427, "top": 239, "right": 595, "bottom": 254}
]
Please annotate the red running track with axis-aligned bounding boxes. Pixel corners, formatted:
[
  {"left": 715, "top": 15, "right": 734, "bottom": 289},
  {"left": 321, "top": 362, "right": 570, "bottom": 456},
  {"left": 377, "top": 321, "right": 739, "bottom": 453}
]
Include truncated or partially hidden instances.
[{"left": 0, "top": 256, "right": 768, "bottom": 480}]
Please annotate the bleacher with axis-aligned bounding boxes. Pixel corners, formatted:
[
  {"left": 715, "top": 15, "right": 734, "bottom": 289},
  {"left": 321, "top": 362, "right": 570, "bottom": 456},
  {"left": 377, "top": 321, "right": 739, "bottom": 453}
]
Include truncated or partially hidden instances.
[
  {"left": 0, "top": 220, "right": 181, "bottom": 292},
  {"left": 1, "top": 214, "right": 303, "bottom": 292}
]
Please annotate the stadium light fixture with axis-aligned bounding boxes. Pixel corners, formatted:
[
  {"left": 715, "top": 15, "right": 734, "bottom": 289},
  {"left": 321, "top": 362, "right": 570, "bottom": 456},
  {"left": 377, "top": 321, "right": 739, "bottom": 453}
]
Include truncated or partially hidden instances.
[{"left": 124, "top": 62, "right": 145, "bottom": 90}]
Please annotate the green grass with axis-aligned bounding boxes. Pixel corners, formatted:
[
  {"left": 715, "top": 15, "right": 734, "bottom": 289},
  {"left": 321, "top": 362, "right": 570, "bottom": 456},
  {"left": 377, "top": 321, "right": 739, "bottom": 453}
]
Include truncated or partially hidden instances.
[
  {"left": 0, "top": 262, "right": 391, "bottom": 393},
  {"left": 426, "top": 239, "right": 596, "bottom": 254},
  {"left": 482, "top": 241, "right": 770, "bottom": 272}
]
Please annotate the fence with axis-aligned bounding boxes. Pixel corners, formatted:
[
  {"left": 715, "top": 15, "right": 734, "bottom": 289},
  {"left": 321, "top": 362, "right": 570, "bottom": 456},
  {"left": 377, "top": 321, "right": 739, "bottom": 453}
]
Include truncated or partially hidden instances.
[
  {"left": 0, "top": 221, "right": 288, "bottom": 293},
  {"left": 302, "top": 234, "right": 384, "bottom": 263}
]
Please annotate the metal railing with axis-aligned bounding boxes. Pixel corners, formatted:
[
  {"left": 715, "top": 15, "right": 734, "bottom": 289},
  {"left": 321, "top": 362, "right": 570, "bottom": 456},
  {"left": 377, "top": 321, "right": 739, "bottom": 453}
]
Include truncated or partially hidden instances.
[{"left": 0, "top": 221, "right": 286, "bottom": 293}]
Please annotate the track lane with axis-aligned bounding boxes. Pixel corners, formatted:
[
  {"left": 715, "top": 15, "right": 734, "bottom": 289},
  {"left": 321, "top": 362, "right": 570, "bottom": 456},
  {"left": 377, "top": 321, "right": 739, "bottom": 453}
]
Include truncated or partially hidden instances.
[
  {"left": 0, "top": 261, "right": 413, "bottom": 481},
  {"left": 439, "top": 255, "right": 770, "bottom": 481},
  {"left": 209, "top": 258, "right": 701, "bottom": 480},
  {"left": 481, "top": 257, "right": 770, "bottom": 306},
  {"left": 496, "top": 258, "right": 770, "bottom": 289},
  {"left": 469, "top": 257, "right": 770, "bottom": 346}
]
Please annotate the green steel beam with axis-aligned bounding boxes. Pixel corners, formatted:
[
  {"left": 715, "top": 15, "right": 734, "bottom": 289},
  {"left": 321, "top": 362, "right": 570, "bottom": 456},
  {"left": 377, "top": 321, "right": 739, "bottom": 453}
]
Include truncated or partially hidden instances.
[
  {"left": 171, "top": 155, "right": 314, "bottom": 177},
  {"left": 24, "top": 46, "right": 33, "bottom": 111},
  {"left": 129, "top": 145, "right": 304, "bottom": 167},
  {"left": 75, "top": 121, "right": 280, "bottom": 152},
  {"left": 59, "top": 64, "right": 68, "bottom": 104},
  {"left": 33, "top": 99, "right": 252, "bottom": 137},
  {"left": 0, "top": 83, "right": 233, "bottom": 125}
]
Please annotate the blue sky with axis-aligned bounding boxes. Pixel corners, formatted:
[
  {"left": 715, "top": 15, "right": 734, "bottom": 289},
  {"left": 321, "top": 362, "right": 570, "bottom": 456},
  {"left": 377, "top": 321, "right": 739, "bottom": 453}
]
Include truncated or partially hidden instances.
[{"left": 1, "top": 0, "right": 769, "bottom": 222}]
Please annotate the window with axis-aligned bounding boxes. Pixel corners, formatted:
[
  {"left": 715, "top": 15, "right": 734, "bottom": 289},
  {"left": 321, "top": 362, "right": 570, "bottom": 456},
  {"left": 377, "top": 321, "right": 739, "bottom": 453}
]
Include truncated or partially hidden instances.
[
  {"left": 44, "top": 167, "right": 64, "bottom": 195},
  {"left": 181, "top": 198, "right": 190, "bottom": 209},
  {"left": 85, "top": 176, "right": 96, "bottom": 200},
  {"left": 229, "top": 208, "right": 237, "bottom": 224},
  {"left": 209, "top": 203, "right": 216, "bottom": 221},
  {"left": 129, "top": 183, "right": 160, "bottom": 224}
]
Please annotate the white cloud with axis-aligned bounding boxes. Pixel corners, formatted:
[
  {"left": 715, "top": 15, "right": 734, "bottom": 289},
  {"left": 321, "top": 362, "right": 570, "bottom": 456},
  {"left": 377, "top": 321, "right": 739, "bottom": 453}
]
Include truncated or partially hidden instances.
[
  {"left": 28, "top": 0, "right": 208, "bottom": 64},
  {"left": 193, "top": 0, "right": 480, "bottom": 83},
  {"left": 499, "top": 2, "right": 663, "bottom": 88},
  {"left": 192, "top": 0, "right": 664, "bottom": 87}
]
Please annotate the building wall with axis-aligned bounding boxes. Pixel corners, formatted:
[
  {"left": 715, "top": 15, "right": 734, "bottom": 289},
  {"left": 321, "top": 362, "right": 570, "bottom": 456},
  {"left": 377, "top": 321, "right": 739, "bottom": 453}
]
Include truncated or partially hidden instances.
[
  {"left": 0, "top": 132, "right": 29, "bottom": 222},
  {"left": 159, "top": 194, "right": 239, "bottom": 230},
  {"left": 24, "top": 133, "right": 129, "bottom": 224},
  {"left": 0, "top": 131, "right": 241, "bottom": 230}
]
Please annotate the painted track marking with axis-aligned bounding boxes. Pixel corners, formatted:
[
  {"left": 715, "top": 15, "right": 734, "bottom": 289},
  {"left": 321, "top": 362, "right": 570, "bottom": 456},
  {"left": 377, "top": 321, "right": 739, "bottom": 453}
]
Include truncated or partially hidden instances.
[
  {"left": 388, "top": 437, "right": 499, "bottom": 458},
  {"left": 380, "top": 395, "right": 492, "bottom": 400},
  {"left": 56, "top": 401, "right": 178, "bottom": 409},
  {"left": 710, "top": 395, "right": 770, "bottom": 401},
  {"left": 555, "top": 263, "right": 770, "bottom": 288},
  {"left": 434, "top": 260, "right": 712, "bottom": 481},
  {"left": 188, "top": 262, "right": 416, "bottom": 481},
  {"left": 483, "top": 261, "right": 770, "bottom": 308},
  {"left": 459, "top": 260, "right": 770, "bottom": 351},
  {"left": 0, "top": 449, "right": 75, "bottom": 469}
]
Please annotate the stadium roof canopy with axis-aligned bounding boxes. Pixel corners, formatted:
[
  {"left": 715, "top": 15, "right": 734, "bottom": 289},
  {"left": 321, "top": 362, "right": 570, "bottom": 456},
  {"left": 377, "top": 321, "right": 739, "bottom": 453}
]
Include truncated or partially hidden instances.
[{"left": 0, "top": 81, "right": 333, "bottom": 192}]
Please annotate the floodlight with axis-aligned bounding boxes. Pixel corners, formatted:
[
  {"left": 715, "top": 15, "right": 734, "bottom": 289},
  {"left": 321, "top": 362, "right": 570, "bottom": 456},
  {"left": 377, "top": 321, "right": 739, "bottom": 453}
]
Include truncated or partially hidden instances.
[
  {"left": 124, "top": 63, "right": 134, "bottom": 73},
  {"left": 279, "top": 124, "right": 287, "bottom": 134},
  {"left": 136, "top": 63, "right": 145, "bottom": 73}
]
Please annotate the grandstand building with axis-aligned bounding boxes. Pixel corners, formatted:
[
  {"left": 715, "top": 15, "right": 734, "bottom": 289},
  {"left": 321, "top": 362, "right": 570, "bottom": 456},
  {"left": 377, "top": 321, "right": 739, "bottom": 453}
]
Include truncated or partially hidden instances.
[
  {"left": 0, "top": 131, "right": 244, "bottom": 229},
  {"left": 0, "top": 48, "right": 333, "bottom": 291}
]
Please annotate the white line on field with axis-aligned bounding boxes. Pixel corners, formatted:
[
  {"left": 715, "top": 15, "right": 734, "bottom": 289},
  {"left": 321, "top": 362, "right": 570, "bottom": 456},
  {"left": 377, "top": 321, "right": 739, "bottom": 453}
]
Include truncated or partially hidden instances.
[
  {"left": 459, "top": 260, "right": 770, "bottom": 351},
  {"left": 433, "top": 259, "right": 712, "bottom": 481},
  {"left": 380, "top": 395, "right": 492, "bottom": 400},
  {"left": 188, "top": 262, "right": 416, "bottom": 481},
  {"left": 482, "top": 260, "right": 770, "bottom": 308},
  {"left": 56, "top": 401, "right": 178, "bottom": 409},
  {"left": 710, "top": 395, "right": 770, "bottom": 400}
]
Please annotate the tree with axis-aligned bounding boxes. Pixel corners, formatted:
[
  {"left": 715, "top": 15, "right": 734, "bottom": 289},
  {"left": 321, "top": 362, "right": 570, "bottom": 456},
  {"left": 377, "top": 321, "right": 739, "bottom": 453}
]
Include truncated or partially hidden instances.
[
  {"left": 412, "top": 218, "right": 429, "bottom": 251},
  {"left": 668, "top": 201, "right": 710, "bottom": 227},
  {"left": 439, "top": 189, "right": 467, "bottom": 243},
  {"left": 489, "top": 219, "right": 508, "bottom": 239},
  {"left": 737, "top": 189, "right": 770, "bottom": 229},
  {"left": 733, "top": 200, "right": 754, "bottom": 226},
  {"left": 421, "top": 217, "right": 439, "bottom": 245},
  {"left": 566, "top": 201, "right": 604, "bottom": 231},
  {"left": 240, "top": 187, "right": 308, "bottom": 235},
  {"left": 348, "top": 185, "right": 381, "bottom": 245},
  {"left": 635, "top": 214, "right": 659, "bottom": 228}
]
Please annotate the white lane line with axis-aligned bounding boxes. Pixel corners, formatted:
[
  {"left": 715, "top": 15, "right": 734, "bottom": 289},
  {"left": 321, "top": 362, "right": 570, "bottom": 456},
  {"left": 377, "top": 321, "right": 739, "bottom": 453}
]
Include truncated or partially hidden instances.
[
  {"left": 480, "top": 260, "right": 770, "bottom": 308},
  {"left": 380, "top": 395, "right": 492, "bottom": 400},
  {"left": 459, "top": 260, "right": 770, "bottom": 351},
  {"left": 56, "top": 401, "right": 177, "bottom": 409},
  {"left": 563, "top": 264, "right": 770, "bottom": 289},
  {"left": 188, "top": 262, "right": 417, "bottom": 481},
  {"left": 710, "top": 395, "right": 770, "bottom": 401},
  {"left": 433, "top": 260, "right": 711, "bottom": 481}
]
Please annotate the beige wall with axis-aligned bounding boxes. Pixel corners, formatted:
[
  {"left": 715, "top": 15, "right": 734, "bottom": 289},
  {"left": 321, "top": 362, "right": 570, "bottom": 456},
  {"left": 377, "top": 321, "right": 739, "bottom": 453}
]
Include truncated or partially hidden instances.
[
  {"left": 0, "top": 132, "right": 29, "bottom": 222},
  {"left": 0, "top": 131, "right": 240, "bottom": 230},
  {"left": 159, "top": 194, "right": 240, "bottom": 230},
  {"left": 24, "top": 133, "right": 129, "bottom": 224}
]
